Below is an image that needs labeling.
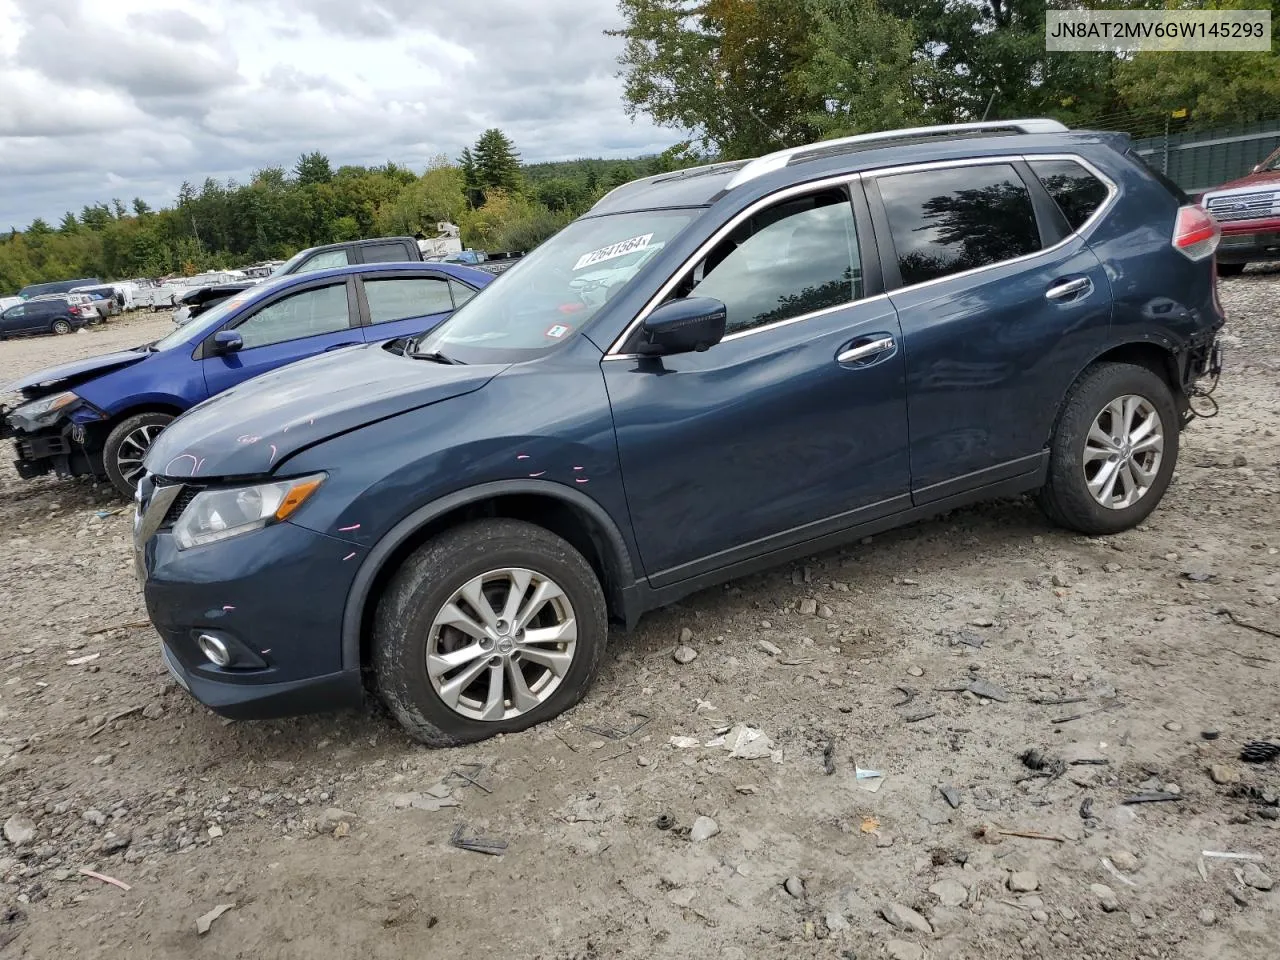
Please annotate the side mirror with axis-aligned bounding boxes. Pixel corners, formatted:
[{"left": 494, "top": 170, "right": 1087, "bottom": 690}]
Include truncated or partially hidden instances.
[
  {"left": 213, "top": 330, "right": 244, "bottom": 353},
  {"left": 1252, "top": 164, "right": 1262, "bottom": 173},
  {"left": 639, "top": 297, "right": 727, "bottom": 356}
]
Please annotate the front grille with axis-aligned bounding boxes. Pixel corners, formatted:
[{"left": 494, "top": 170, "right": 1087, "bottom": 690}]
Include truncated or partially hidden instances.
[
  {"left": 163, "top": 486, "right": 200, "bottom": 526},
  {"left": 1205, "top": 191, "right": 1280, "bottom": 222}
]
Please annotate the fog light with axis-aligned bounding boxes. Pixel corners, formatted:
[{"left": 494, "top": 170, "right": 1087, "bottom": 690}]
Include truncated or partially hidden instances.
[{"left": 197, "top": 633, "right": 231, "bottom": 667}]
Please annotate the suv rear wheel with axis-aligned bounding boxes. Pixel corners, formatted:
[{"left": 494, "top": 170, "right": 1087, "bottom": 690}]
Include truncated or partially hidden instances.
[
  {"left": 51, "top": 319, "right": 72, "bottom": 335},
  {"left": 1038, "top": 362, "right": 1179, "bottom": 535},
  {"left": 103, "top": 412, "right": 175, "bottom": 497},
  {"left": 373, "top": 519, "right": 609, "bottom": 746}
]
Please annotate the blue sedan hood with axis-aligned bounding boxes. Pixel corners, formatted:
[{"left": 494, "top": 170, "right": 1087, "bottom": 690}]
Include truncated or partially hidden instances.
[
  {"left": 3, "top": 349, "right": 147, "bottom": 396},
  {"left": 145, "top": 344, "right": 504, "bottom": 479}
]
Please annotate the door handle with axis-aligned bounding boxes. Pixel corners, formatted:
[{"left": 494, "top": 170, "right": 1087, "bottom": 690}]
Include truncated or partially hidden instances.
[
  {"left": 837, "top": 336, "right": 896, "bottom": 364},
  {"left": 324, "top": 342, "right": 361, "bottom": 352},
  {"left": 1046, "top": 277, "right": 1091, "bottom": 301}
]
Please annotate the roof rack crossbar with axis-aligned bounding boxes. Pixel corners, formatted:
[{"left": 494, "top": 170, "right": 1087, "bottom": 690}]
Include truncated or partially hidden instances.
[{"left": 724, "top": 119, "right": 1070, "bottom": 190}]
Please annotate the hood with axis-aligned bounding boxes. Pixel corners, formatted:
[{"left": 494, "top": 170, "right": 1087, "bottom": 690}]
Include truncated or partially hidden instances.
[
  {"left": 145, "top": 343, "right": 504, "bottom": 479},
  {"left": 2, "top": 349, "right": 148, "bottom": 398},
  {"left": 1206, "top": 169, "right": 1280, "bottom": 195}
]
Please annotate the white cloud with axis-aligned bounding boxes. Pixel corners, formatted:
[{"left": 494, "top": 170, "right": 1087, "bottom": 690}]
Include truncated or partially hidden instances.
[{"left": 0, "top": 0, "right": 672, "bottom": 227}]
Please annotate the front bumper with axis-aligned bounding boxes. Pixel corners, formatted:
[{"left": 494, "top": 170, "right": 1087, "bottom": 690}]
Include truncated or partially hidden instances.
[
  {"left": 1217, "top": 225, "right": 1280, "bottom": 264},
  {"left": 139, "top": 510, "right": 367, "bottom": 720}
]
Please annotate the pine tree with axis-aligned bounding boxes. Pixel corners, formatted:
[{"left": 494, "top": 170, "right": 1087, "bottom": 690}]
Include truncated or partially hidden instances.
[
  {"left": 471, "top": 129, "right": 523, "bottom": 198},
  {"left": 59, "top": 212, "right": 79, "bottom": 233},
  {"left": 458, "top": 147, "right": 483, "bottom": 208},
  {"left": 294, "top": 151, "right": 334, "bottom": 186}
]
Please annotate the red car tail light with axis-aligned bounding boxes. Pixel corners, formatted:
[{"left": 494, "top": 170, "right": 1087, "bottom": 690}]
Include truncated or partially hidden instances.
[{"left": 1173, "top": 204, "right": 1221, "bottom": 261}]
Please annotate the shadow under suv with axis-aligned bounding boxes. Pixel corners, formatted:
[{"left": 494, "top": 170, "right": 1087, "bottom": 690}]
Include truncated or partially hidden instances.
[{"left": 134, "top": 119, "right": 1225, "bottom": 746}]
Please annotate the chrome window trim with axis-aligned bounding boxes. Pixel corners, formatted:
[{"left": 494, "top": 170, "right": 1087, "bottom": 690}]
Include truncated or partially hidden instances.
[{"left": 602, "top": 153, "right": 1116, "bottom": 358}]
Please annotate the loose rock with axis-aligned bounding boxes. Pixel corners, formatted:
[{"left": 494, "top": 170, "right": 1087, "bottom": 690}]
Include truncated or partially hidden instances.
[
  {"left": 929, "top": 878, "right": 967, "bottom": 907},
  {"left": 689, "top": 816, "right": 719, "bottom": 843},
  {"left": 142, "top": 702, "right": 165, "bottom": 720},
  {"left": 672, "top": 645, "right": 698, "bottom": 665},
  {"left": 1242, "top": 863, "right": 1274, "bottom": 891},
  {"left": 1008, "top": 871, "right": 1039, "bottom": 893},
  {"left": 196, "top": 902, "right": 235, "bottom": 935},
  {"left": 1110, "top": 851, "right": 1139, "bottom": 873},
  {"left": 3, "top": 815, "right": 35, "bottom": 846},
  {"left": 784, "top": 876, "right": 805, "bottom": 899},
  {"left": 881, "top": 902, "right": 933, "bottom": 935},
  {"left": 1091, "top": 883, "right": 1120, "bottom": 912},
  {"left": 1199, "top": 907, "right": 1217, "bottom": 926},
  {"left": 824, "top": 911, "right": 849, "bottom": 932},
  {"left": 679, "top": 627, "right": 694, "bottom": 645},
  {"left": 1209, "top": 763, "right": 1242, "bottom": 785},
  {"left": 799, "top": 599, "right": 818, "bottom": 616},
  {"left": 317, "top": 808, "right": 357, "bottom": 832}
]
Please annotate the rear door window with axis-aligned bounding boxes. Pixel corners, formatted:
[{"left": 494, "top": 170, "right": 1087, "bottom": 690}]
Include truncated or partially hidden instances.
[
  {"left": 876, "top": 164, "right": 1042, "bottom": 287},
  {"left": 1028, "top": 159, "right": 1110, "bottom": 231},
  {"left": 364, "top": 277, "right": 454, "bottom": 324},
  {"left": 449, "top": 279, "right": 476, "bottom": 307}
]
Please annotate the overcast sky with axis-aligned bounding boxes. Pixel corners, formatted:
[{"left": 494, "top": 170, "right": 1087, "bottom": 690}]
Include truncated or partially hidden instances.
[{"left": 0, "top": 0, "right": 673, "bottom": 229}]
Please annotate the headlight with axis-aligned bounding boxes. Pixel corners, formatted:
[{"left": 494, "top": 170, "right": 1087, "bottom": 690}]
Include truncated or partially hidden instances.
[
  {"left": 172, "top": 474, "right": 325, "bottom": 550},
  {"left": 10, "top": 390, "right": 79, "bottom": 428}
]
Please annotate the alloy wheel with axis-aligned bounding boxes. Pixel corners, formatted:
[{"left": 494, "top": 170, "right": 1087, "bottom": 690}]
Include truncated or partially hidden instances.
[
  {"left": 115, "top": 424, "right": 166, "bottom": 487},
  {"left": 426, "top": 567, "right": 578, "bottom": 721},
  {"left": 1082, "top": 394, "right": 1164, "bottom": 510}
]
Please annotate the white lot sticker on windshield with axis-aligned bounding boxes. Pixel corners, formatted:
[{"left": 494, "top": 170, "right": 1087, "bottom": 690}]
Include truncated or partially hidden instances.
[{"left": 573, "top": 233, "right": 654, "bottom": 271}]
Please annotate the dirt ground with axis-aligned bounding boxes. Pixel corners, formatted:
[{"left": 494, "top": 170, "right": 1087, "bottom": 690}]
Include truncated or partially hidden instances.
[{"left": 1, "top": 278, "right": 1277, "bottom": 960}]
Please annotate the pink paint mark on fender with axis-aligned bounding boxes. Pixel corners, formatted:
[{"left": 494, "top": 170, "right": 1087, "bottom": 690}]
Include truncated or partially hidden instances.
[
  {"left": 260, "top": 649, "right": 272, "bottom": 655},
  {"left": 165, "top": 453, "right": 198, "bottom": 476},
  {"left": 528, "top": 471, "right": 547, "bottom": 478},
  {"left": 516, "top": 454, "right": 531, "bottom": 460},
  {"left": 222, "top": 605, "right": 236, "bottom": 612},
  {"left": 236, "top": 434, "right": 261, "bottom": 445},
  {"left": 195, "top": 457, "right": 206, "bottom": 475},
  {"left": 572, "top": 465, "right": 585, "bottom": 471},
  {"left": 575, "top": 478, "right": 590, "bottom": 484},
  {"left": 338, "top": 524, "right": 361, "bottom": 532},
  {"left": 342, "top": 552, "right": 357, "bottom": 561},
  {"left": 269, "top": 444, "right": 278, "bottom": 463}
]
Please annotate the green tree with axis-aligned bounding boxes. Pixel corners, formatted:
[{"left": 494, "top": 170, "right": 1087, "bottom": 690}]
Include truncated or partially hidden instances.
[
  {"left": 535, "top": 176, "right": 585, "bottom": 212},
  {"left": 374, "top": 163, "right": 468, "bottom": 236},
  {"left": 1113, "top": 0, "right": 1280, "bottom": 127},
  {"left": 112, "top": 198, "right": 126, "bottom": 219},
  {"left": 59, "top": 212, "right": 79, "bottom": 233},
  {"left": 458, "top": 146, "right": 484, "bottom": 207},
  {"left": 471, "top": 129, "right": 523, "bottom": 197},
  {"left": 611, "top": 0, "right": 821, "bottom": 158},
  {"left": 132, "top": 197, "right": 152, "bottom": 216},
  {"left": 27, "top": 218, "right": 52, "bottom": 236},
  {"left": 80, "top": 204, "right": 114, "bottom": 231},
  {"left": 294, "top": 151, "right": 334, "bottom": 186},
  {"left": 799, "top": 0, "right": 925, "bottom": 137}
]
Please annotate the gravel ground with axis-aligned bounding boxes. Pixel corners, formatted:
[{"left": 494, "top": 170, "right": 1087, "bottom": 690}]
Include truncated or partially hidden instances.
[{"left": 0, "top": 276, "right": 1278, "bottom": 960}]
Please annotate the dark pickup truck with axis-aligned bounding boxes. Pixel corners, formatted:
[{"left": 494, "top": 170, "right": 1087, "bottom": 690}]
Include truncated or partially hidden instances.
[{"left": 175, "top": 237, "right": 426, "bottom": 325}]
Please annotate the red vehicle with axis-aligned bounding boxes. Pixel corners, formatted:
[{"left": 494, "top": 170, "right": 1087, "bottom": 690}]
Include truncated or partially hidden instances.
[{"left": 1200, "top": 145, "right": 1280, "bottom": 275}]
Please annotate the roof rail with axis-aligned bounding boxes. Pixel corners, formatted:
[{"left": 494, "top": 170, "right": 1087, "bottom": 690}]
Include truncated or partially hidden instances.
[
  {"left": 724, "top": 119, "right": 1070, "bottom": 190},
  {"left": 591, "top": 158, "right": 748, "bottom": 209}
]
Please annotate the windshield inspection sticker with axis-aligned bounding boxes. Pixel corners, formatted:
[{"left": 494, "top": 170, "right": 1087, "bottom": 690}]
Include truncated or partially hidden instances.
[
  {"left": 544, "top": 323, "right": 572, "bottom": 339},
  {"left": 573, "top": 233, "right": 654, "bottom": 271}
]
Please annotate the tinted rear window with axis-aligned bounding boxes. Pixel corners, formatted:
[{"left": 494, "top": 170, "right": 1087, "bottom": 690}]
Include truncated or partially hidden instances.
[
  {"left": 1029, "top": 159, "right": 1110, "bottom": 231},
  {"left": 361, "top": 242, "right": 414, "bottom": 263},
  {"left": 877, "top": 163, "right": 1042, "bottom": 287}
]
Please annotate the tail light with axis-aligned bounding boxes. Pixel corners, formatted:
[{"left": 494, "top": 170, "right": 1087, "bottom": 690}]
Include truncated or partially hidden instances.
[{"left": 1173, "top": 204, "right": 1220, "bottom": 261}]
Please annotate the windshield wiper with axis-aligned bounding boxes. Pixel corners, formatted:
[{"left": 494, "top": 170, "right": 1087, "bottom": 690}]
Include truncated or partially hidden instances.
[{"left": 411, "top": 349, "right": 462, "bottom": 365}]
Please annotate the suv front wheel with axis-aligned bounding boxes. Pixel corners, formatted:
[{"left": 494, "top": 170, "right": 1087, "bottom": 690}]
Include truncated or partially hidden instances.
[
  {"left": 373, "top": 519, "right": 609, "bottom": 746},
  {"left": 1038, "top": 362, "right": 1179, "bottom": 535}
]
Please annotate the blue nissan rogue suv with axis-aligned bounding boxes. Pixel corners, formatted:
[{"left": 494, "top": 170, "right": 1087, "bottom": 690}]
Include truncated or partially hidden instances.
[{"left": 134, "top": 120, "right": 1224, "bottom": 746}]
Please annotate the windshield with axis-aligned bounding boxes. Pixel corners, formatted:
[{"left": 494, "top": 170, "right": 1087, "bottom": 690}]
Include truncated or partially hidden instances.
[
  {"left": 418, "top": 209, "right": 697, "bottom": 363},
  {"left": 150, "top": 277, "right": 286, "bottom": 350}
]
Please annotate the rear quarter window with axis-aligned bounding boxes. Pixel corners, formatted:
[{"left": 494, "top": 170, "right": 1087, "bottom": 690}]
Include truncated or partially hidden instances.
[
  {"left": 1125, "top": 150, "right": 1188, "bottom": 204},
  {"left": 1028, "top": 159, "right": 1111, "bottom": 232}
]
